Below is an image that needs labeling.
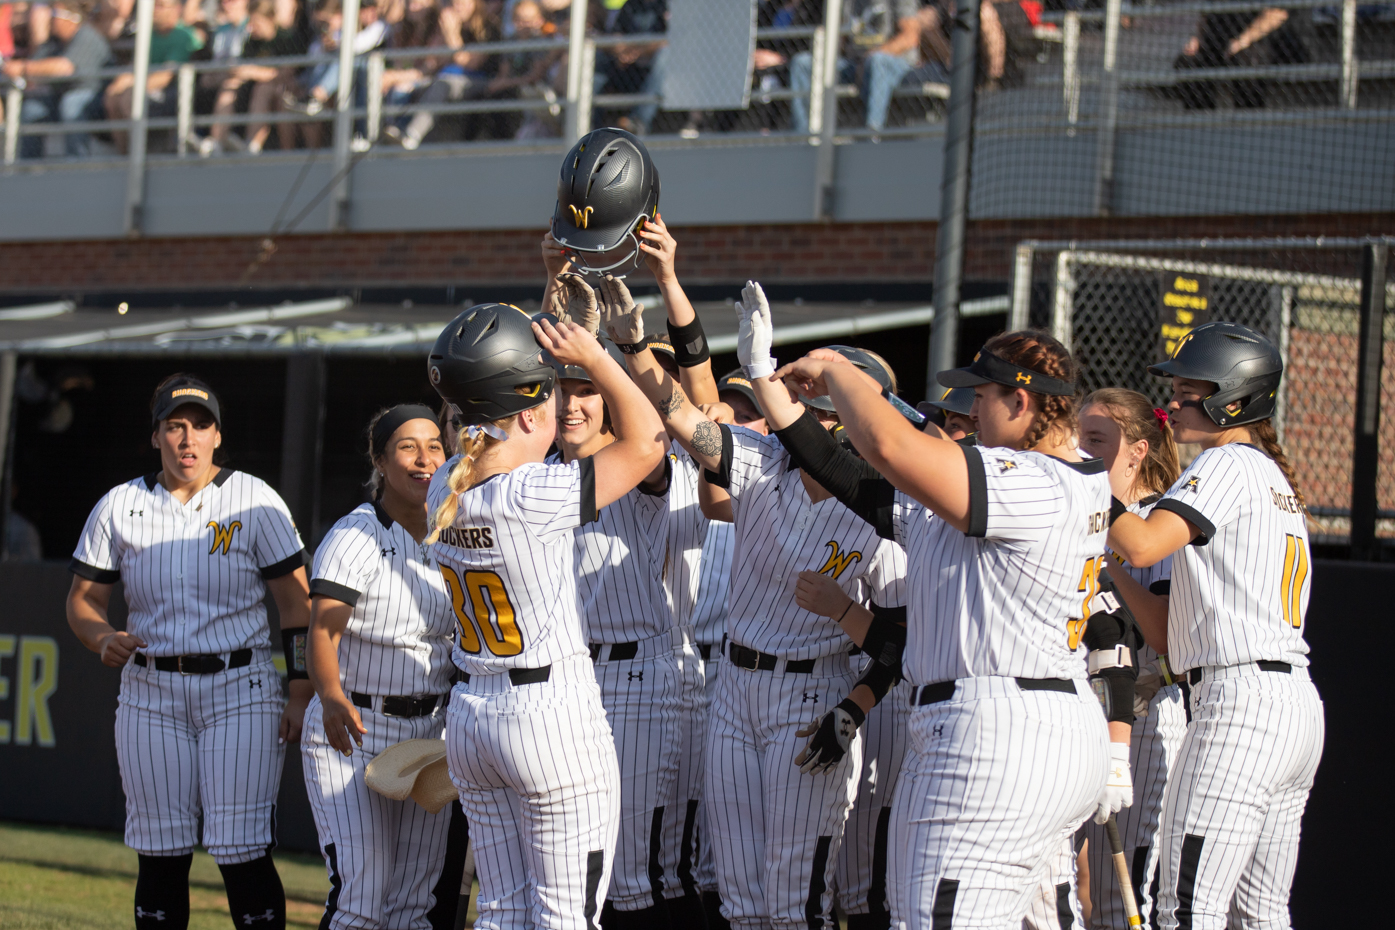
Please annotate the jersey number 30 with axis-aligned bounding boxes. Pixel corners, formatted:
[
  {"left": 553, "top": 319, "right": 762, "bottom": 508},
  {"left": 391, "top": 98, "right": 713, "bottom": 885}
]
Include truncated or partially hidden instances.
[{"left": 440, "top": 566, "right": 525, "bottom": 657}]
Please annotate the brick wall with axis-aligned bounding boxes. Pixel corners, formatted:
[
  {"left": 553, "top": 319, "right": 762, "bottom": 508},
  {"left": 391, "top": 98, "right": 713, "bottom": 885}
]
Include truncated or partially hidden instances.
[{"left": 0, "top": 213, "right": 1390, "bottom": 294}]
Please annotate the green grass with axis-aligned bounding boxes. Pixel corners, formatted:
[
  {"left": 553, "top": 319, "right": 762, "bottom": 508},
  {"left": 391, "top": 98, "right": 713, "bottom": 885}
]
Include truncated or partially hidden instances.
[{"left": 0, "top": 821, "right": 330, "bottom": 928}]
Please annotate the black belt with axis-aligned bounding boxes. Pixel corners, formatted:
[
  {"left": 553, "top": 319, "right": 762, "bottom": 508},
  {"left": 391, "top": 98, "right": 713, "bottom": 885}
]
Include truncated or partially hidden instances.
[
  {"left": 696, "top": 643, "right": 715, "bottom": 662},
  {"left": 912, "top": 677, "right": 1076, "bottom": 706},
  {"left": 589, "top": 642, "right": 639, "bottom": 662},
  {"left": 728, "top": 643, "right": 816, "bottom": 674},
  {"left": 460, "top": 666, "right": 552, "bottom": 686},
  {"left": 350, "top": 692, "right": 445, "bottom": 718},
  {"left": 134, "top": 649, "right": 253, "bottom": 674},
  {"left": 1189, "top": 661, "right": 1290, "bottom": 686}
]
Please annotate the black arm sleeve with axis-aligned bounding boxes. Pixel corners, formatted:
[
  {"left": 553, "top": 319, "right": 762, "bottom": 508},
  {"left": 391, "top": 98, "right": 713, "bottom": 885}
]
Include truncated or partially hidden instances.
[
  {"left": 773, "top": 410, "right": 898, "bottom": 540},
  {"left": 854, "top": 658, "right": 900, "bottom": 709},
  {"left": 861, "top": 603, "right": 906, "bottom": 669}
]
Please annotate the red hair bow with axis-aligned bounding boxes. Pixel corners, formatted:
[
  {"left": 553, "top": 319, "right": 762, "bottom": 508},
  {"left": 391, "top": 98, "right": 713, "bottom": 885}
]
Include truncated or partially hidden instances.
[{"left": 1153, "top": 407, "right": 1169, "bottom": 426}]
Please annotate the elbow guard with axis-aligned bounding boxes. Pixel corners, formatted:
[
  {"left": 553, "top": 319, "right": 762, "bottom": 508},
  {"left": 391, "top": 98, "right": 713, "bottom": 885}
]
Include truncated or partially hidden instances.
[
  {"left": 281, "top": 627, "right": 309, "bottom": 680},
  {"left": 667, "top": 317, "right": 710, "bottom": 368},
  {"left": 861, "top": 604, "right": 906, "bottom": 669},
  {"left": 1083, "top": 571, "right": 1144, "bottom": 724},
  {"left": 856, "top": 658, "right": 900, "bottom": 709}
]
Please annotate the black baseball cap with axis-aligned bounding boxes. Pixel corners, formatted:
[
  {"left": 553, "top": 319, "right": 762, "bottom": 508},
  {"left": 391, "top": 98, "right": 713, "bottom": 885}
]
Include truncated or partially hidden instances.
[
  {"left": 716, "top": 369, "right": 758, "bottom": 408},
  {"left": 151, "top": 378, "right": 221, "bottom": 427}
]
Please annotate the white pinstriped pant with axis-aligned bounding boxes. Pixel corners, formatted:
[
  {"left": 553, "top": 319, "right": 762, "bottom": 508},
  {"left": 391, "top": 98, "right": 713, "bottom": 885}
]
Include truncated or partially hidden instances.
[
  {"left": 1081, "top": 683, "right": 1188, "bottom": 930},
  {"left": 115, "top": 653, "right": 285, "bottom": 864},
  {"left": 592, "top": 646, "right": 683, "bottom": 910},
  {"left": 836, "top": 674, "right": 910, "bottom": 917},
  {"left": 1154, "top": 666, "right": 1323, "bottom": 930},
  {"left": 660, "top": 640, "right": 710, "bottom": 906},
  {"left": 301, "top": 695, "right": 453, "bottom": 930},
  {"left": 888, "top": 677, "right": 1109, "bottom": 930},
  {"left": 704, "top": 653, "right": 861, "bottom": 929},
  {"left": 694, "top": 645, "right": 721, "bottom": 894},
  {"left": 446, "top": 656, "right": 620, "bottom": 930}
]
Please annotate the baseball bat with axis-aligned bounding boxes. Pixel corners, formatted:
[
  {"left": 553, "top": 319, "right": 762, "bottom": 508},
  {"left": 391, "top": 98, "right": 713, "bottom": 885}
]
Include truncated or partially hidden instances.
[{"left": 1105, "top": 813, "right": 1143, "bottom": 928}]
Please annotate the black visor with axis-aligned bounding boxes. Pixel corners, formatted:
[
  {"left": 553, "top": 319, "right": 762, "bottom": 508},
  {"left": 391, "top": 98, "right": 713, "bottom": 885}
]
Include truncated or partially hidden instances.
[
  {"left": 937, "top": 351, "right": 1076, "bottom": 397},
  {"left": 152, "top": 381, "right": 221, "bottom": 427}
]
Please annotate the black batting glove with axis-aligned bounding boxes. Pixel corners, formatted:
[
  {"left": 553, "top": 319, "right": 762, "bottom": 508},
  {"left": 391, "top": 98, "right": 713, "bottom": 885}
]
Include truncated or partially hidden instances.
[{"left": 793, "top": 698, "right": 865, "bottom": 775}]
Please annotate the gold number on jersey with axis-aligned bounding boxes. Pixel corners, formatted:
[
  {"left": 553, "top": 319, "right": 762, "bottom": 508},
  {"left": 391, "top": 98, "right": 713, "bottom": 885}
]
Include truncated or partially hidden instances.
[
  {"left": 1068, "top": 555, "right": 1107, "bottom": 649},
  {"left": 440, "top": 567, "right": 525, "bottom": 657},
  {"left": 1280, "top": 534, "right": 1309, "bottom": 629}
]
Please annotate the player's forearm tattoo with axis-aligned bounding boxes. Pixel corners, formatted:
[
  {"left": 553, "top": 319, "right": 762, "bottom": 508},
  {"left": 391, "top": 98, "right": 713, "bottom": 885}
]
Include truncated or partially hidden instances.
[
  {"left": 655, "top": 387, "right": 686, "bottom": 419},
  {"left": 692, "top": 420, "right": 722, "bottom": 458}
]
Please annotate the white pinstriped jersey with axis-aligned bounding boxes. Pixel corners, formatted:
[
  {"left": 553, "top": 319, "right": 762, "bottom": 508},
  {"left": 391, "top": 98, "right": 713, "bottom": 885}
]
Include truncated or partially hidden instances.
[
  {"left": 1153, "top": 442, "right": 1312, "bottom": 671},
  {"left": 427, "top": 455, "right": 598, "bottom": 675},
  {"left": 546, "top": 450, "right": 674, "bottom": 644},
  {"left": 690, "top": 520, "right": 735, "bottom": 646},
  {"left": 719, "top": 427, "right": 905, "bottom": 659},
  {"left": 71, "top": 470, "right": 305, "bottom": 656},
  {"left": 894, "top": 446, "right": 1112, "bottom": 684},
  {"left": 665, "top": 443, "right": 709, "bottom": 638},
  {"left": 1111, "top": 497, "right": 1173, "bottom": 670},
  {"left": 310, "top": 502, "right": 457, "bottom": 697}
]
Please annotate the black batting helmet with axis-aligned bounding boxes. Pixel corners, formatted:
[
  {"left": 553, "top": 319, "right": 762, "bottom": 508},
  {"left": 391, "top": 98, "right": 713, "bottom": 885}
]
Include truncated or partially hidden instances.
[
  {"left": 804, "top": 346, "right": 894, "bottom": 413},
  {"left": 551, "top": 127, "right": 660, "bottom": 277},
  {"left": 922, "top": 386, "right": 975, "bottom": 417},
  {"left": 553, "top": 339, "right": 626, "bottom": 383},
  {"left": 428, "top": 304, "right": 556, "bottom": 425},
  {"left": 1147, "top": 321, "right": 1282, "bottom": 427}
]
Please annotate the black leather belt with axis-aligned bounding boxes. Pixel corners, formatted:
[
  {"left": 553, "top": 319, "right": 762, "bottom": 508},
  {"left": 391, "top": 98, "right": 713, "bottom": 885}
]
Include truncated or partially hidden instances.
[
  {"left": 460, "top": 666, "right": 552, "bottom": 686},
  {"left": 696, "top": 643, "right": 714, "bottom": 661},
  {"left": 912, "top": 677, "right": 1076, "bottom": 706},
  {"left": 589, "top": 642, "right": 639, "bottom": 662},
  {"left": 134, "top": 649, "right": 253, "bottom": 674},
  {"left": 1189, "top": 661, "right": 1290, "bottom": 686},
  {"left": 728, "top": 643, "right": 816, "bottom": 674},
  {"left": 350, "top": 692, "right": 445, "bottom": 718}
]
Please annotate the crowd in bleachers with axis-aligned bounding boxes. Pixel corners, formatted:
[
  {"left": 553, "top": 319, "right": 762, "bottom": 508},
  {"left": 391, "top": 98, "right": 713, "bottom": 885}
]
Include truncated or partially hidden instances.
[{"left": 0, "top": 0, "right": 1373, "bottom": 158}]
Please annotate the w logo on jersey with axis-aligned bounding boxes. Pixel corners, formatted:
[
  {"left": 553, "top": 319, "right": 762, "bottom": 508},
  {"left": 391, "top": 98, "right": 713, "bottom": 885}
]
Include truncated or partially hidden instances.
[
  {"left": 207, "top": 520, "right": 242, "bottom": 555},
  {"left": 817, "top": 540, "right": 862, "bottom": 579}
]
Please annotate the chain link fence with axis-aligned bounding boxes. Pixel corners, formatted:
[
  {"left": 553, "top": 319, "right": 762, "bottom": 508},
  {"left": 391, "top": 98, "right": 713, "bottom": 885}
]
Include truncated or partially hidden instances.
[{"left": 1010, "top": 238, "right": 1395, "bottom": 545}]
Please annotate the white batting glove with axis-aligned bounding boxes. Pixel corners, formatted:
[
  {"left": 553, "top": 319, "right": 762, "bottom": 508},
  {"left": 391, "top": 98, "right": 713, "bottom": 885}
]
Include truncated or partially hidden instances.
[
  {"left": 735, "top": 280, "right": 775, "bottom": 379},
  {"left": 1093, "top": 742, "right": 1134, "bottom": 824}
]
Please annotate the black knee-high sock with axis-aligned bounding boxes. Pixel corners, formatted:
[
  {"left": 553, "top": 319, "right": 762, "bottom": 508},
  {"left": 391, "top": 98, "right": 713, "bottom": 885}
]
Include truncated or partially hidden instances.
[
  {"left": 667, "top": 892, "right": 709, "bottom": 930},
  {"left": 602, "top": 900, "right": 671, "bottom": 930},
  {"left": 701, "top": 891, "right": 730, "bottom": 930},
  {"left": 218, "top": 854, "right": 286, "bottom": 930},
  {"left": 846, "top": 914, "right": 892, "bottom": 930},
  {"left": 135, "top": 853, "right": 193, "bottom": 930}
]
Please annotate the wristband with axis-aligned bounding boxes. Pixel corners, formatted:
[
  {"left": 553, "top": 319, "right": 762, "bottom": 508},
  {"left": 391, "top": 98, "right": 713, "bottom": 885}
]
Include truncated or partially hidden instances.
[
  {"left": 615, "top": 341, "right": 645, "bottom": 355},
  {"left": 281, "top": 627, "right": 309, "bottom": 680},
  {"left": 835, "top": 697, "right": 866, "bottom": 728},
  {"left": 667, "top": 317, "right": 710, "bottom": 367}
]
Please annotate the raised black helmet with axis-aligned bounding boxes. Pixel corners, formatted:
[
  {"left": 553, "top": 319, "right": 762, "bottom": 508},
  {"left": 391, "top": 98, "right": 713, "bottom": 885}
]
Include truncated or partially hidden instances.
[
  {"left": 551, "top": 127, "right": 660, "bottom": 277},
  {"left": 1147, "top": 320, "right": 1282, "bottom": 427},
  {"left": 428, "top": 303, "right": 556, "bottom": 425},
  {"left": 804, "top": 346, "right": 894, "bottom": 413}
]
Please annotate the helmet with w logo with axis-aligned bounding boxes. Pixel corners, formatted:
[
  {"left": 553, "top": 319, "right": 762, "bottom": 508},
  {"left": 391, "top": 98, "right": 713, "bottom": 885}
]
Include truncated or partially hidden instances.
[
  {"left": 551, "top": 127, "right": 660, "bottom": 277},
  {"left": 428, "top": 304, "right": 556, "bottom": 425},
  {"left": 1148, "top": 320, "right": 1282, "bottom": 427}
]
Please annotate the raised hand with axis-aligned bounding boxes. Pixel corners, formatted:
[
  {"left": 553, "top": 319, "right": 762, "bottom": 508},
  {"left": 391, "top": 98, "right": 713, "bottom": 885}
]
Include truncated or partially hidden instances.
[
  {"left": 533, "top": 317, "right": 606, "bottom": 370},
  {"left": 735, "top": 280, "right": 775, "bottom": 378},
  {"left": 597, "top": 274, "right": 644, "bottom": 346},
  {"left": 638, "top": 213, "right": 678, "bottom": 286},
  {"left": 555, "top": 272, "right": 600, "bottom": 336}
]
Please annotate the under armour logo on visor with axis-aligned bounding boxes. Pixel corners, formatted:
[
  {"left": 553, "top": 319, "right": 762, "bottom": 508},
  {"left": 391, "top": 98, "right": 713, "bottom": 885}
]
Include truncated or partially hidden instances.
[{"left": 1016, "top": 372, "right": 1032, "bottom": 384}]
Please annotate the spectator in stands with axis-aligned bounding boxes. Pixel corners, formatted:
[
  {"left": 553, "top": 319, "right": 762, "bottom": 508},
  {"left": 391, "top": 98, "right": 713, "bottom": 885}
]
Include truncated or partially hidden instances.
[
  {"left": 103, "top": 0, "right": 200, "bottom": 152},
  {"left": 203, "top": 0, "right": 301, "bottom": 154},
  {"left": 3, "top": 0, "right": 112, "bottom": 158},
  {"left": 386, "top": 0, "right": 503, "bottom": 149},
  {"left": 916, "top": 1, "right": 1033, "bottom": 92},
  {"left": 594, "top": 0, "right": 666, "bottom": 134},
  {"left": 6, "top": 4, "right": 55, "bottom": 58},
  {"left": 296, "top": 0, "right": 387, "bottom": 116},
  {"left": 376, "top": 0, "right": 441, "bottom": 137},
  {"left": 488, "top": 0, "right": 563, "bottom": 138},
  {"left": 1173, "top": 5, "right": 1310, "bottom": 109},
  {"left": 789, "top": 0, "right": 930, "bottom": 135}
]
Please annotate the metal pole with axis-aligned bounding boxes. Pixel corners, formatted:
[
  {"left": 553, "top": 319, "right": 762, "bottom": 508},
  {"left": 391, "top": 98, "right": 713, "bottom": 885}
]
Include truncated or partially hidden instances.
[
  {"left": 176, "top": 63, "right": 194, "bottom": 155},
  {"left": 366, "top": 51, "right": 384, "bottom": 142},
  {"left": 3, "top": 86, "right": 20, "bottom": 165},
  {"left": 564, "top": 0, "right": 590, "bottom": 141},
  {"left": 807, "top": 26, "right": 826, "bottom": 137},
  {"left": 576, "top": 38, "right": 597, "bottom": 139},
  {"left": 1340, "top": 0, "right": 1358, "bottom": 109},
  {"left": 124, "top": 0, "right": 155, "bottom": 236},
  {"left": 1350, "top": 240, "right": 1387, "bottom": 560},
  {"left": 1009, "top": 242, "right": 1035, "bottom": 331},
  {"left": 926, "top": 0, "right": 980, "bottom": 394},
  {"left": 279, "top": 351, "right": 328, "bottom": 544},
  {"left": 1093, "top": 0, "right": 1121, "bottom": 215},
  {"left": 1051, "top": 249, "right": 1074, "bottom": 348},
  {"left": 1063, "top": 11, "right": 1080, "bottom": 131},
  {"left": 328, "top": 0, "right": 361, "bottom": 231},
  {"left": 813, "top": 0, "right": 843, "bottom": 220}
]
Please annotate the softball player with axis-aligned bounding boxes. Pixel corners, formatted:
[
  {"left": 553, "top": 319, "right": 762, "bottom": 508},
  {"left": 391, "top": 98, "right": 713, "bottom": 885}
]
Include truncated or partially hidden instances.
[
  {"left": 1106, "top": 322, "right": 1324, "bottom": 930},
  {"left": 425, "top": 304, "right": 665, "bottom": 930},
  {"left": 301, "top": 405, "right": 460, "bottom": 930},
  {"left": 772, "top": 322, "right": 1115, "bottom": 929},
  {"left": 612, "top": 289, "right": 905, "bottom": 930},
  {"left": 1076, "top": 388, "right": 1186, "bottom": 930},
  {"left": 65, "top": 374, "right": 311, "bottom": 930}
]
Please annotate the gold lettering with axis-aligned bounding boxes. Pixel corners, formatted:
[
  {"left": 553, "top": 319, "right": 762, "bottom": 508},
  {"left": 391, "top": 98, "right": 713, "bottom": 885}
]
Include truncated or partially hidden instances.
[
  {"left": 17, "top": 636, "right": 58, "bottom": 747},
  {"left": 568, "top": 205, "right": 594, "bottom": 229}
]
